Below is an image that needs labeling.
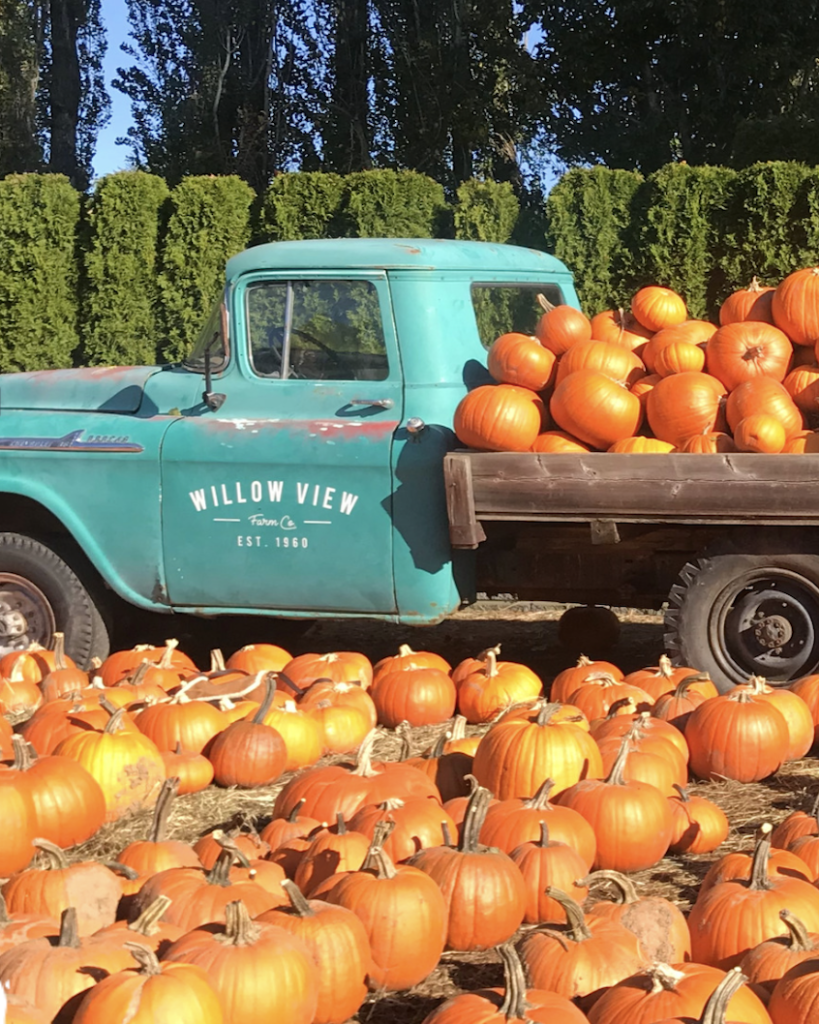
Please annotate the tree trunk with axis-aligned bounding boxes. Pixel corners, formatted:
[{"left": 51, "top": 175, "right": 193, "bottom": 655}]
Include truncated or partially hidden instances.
[
  {"left": 324, "top": 0, "right": 372, "bottom": 173},
  {"left": 49, "top": 0, "right": 83, "bottom": 187}
]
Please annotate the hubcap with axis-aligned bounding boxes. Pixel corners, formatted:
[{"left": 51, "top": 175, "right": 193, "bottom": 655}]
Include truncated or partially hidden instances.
[
  {"left": 708, "top": 568, "right": 819, "bottom": 684},
  {"left": 0, "top": 574, "right": 56, "bottom": 655}
]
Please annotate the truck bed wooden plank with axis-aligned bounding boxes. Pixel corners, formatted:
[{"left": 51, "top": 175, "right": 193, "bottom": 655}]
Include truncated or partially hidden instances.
[
  {"left": 445, "top": 452, "right": 487, "bottom": 548},
  {"left": 444, "top": 451, "right": 819, "bottom": 529}
]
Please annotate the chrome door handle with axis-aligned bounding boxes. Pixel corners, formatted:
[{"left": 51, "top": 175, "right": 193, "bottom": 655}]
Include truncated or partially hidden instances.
[{"left": 349, "top": 398, "right": 394, "bottom": 409}]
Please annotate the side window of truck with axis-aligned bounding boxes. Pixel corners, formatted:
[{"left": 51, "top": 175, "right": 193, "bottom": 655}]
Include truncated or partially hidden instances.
[
  {"left": 246, "top": 278, "right": 389, "bottom": 381},
  {"left": 471, "top": 283, "right": 564, "bottom": 348}
]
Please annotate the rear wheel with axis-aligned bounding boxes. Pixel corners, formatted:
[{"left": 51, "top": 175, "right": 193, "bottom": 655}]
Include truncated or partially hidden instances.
[
  {"left": 664, "top": 536, "right": 819, "bottom": 691},
  {"left": 0, "top": 533, "right": 109, "bottom": 668}
]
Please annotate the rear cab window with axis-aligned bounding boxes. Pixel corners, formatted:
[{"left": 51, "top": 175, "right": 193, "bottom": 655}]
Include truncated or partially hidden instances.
[{"left": 470, "top": 283, "right": 565, "bottom": 349}]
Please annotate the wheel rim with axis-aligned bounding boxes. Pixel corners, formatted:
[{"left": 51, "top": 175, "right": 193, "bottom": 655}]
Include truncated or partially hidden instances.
[
  {"left": 0, "top": 573, "right": 56, "bottom": 654},
  {"left": 708, "top": 568, "right": 819, "bottom": 684}
]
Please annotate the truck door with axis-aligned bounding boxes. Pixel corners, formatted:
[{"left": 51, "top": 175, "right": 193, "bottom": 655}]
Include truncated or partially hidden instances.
[{"left": 160, "top": 272, "right": 403, "bottom": 614}]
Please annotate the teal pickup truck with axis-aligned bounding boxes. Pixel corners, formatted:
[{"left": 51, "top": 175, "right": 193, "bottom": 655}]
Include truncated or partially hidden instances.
[{"left": 0, "top": 237, "right": 817, "bottom": 690}]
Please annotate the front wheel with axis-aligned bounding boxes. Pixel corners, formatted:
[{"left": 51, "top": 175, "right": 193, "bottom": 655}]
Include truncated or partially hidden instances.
[
  {"left": 664, "top": 540, "right": 819, "bottom": 692},
  {"left": 0, "top": 533, "right": 109, "bottom": 668}
]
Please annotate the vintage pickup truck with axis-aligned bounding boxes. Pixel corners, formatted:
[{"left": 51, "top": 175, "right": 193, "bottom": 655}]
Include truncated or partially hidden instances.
[{"left": 0, "top": 236, "right": 816, "bottom": 690}]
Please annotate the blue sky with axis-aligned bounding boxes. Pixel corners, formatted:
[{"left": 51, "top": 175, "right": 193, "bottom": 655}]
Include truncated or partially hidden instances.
[{"left": 94, "top": 0, "right": 133, "bottom": 179}]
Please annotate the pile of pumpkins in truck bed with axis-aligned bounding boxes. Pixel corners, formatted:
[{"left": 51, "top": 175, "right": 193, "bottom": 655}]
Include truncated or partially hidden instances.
[{"left": 454, "top": 266, "right": 819, "bottom": 453}]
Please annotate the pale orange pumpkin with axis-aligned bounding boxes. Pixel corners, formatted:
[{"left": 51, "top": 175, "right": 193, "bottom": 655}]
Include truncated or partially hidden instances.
[
  {"left": 535, "top": 304, "right": 593, "bottom": 356},
  {"left": 531, "top": 430, "right": 592, "bottom": 453},
  {"left": 487, "top": 332, "right": 557, "bottom": 391},
  {"left": 726, "top": 376, "right": 804, "bottom": 437},
  {"left": 550, "top": 370, "right": 643, "bottom": 450},
  {"left": 590, "top": 308, "right": 653, "bottom": 353},
  {"left": 733, "top": 413, "right": 787, "bottom": 453},
  {"left": 555, "top": 340, "right": 646, "bottom": 388},
  {"left": 706, "top": 320, "right": 793, "bottom": 389},
  {"left": 646, "top": 372, "right": 726, "bottom": 447},
  {"left": 631, "top": 286, "right": 687, "bottom": 332},
  {"left": 720, "top": 276, "right": 775, "bottom": 325},
  {"left": 772, "top": 265, "right": 819, "bottom": 345},
  {"left": 454, "top": 384, "right": 545, "bottom": 452}
]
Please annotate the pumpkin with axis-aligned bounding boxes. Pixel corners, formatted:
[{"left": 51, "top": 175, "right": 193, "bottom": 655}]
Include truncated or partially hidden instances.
[
  {"left": 135, "top": 689, "right": 227, "bottom": 754},
  {"left": 772, "top": 265, "right": 819, "bottom": 345},
  {"left": 582, "top": 868, "right": 691, "bottom": 963},
  {"left": 71, "top": 942, "right": 224, "bottom": 1023},
  {"left": 556, "top": 736, "right": 675, "bottom": 872},
  {"left": 9, "top": 738, "right": 105, "bottom": 848},
  {"left": 273, "top": 730, "right": 441, "bottom": 822},
  {"left": 726, "top": 377, "right": 804, "bottom": 437},
  {"left": 94, "top": 895, "right": 183, "bottom": 958},
  {"left": 454, "top": 384, "right": 545, "bottom": 452},
  {"left": 647, "top": 372, "right": 727, "bottom": 447},
  {"left": 668, "top": 785, "right": 729, "bottom": 854},
  {"left": 609, "top": 436, "right": 675, "bottom": 453},
  {"left": 700, "top": 824, "right": 812, "bottom": 894},
  {"left": 408, "top": 783, "right": 527, "bottom": 950},
  {"left": 116, "top": 778, "right": 200, "bottom": 877},
  {"left": 98, "top": 639, "right": 196, "bottom": 688},
  {"left": 741, "top": 909, "right": 819, "bottom": 995},
  {"left": 733, "top": 414, "right": 787, "bottom": 453},
  {"left": 325, "top": 839, "right": 447, "bottom": 991},
  {"left": 685, "top": 689, "right": 790, "bottom": 783},
  {"left": 0, "top": 774, "right": 35, "bottom": 878},
  {"left": 530, "top": 430, "right": 593, "bottom": 453},
  {"left": 206, "top": 675, "right": 288, "bottom": 786},
  {"left": 557, "top": 607, "right": 621, "bottom": 655},
  {"left": 487, "top": 332, "right": 557, "bottom": 391},
  {"left": 472, "top": 701, "right": 604, "bottom": 800},
  {"left": 771, "top": 794, "right": 819, "bottom": 849},
  {"left": 258, "top": 880, "right": 370, "bottom": 1024},
  {"left": 226, "top": 642, "right": 292, "bottom": 674},
  {"left": 630, "top": 373, "right": 661, "bottom": 406},
  {"left": 586, "top": 961, "right": 771, "bottom": 1024},
  {"left": 655, "top": 339, "right": 706, "bottom": 377},
  {"left": 373, "top": 644, "right": 451, "bottom": 682},
  {"left": 706, "top": 321, "right": 793, "bottom": 389},
  {"left": 163, "top": 899, "right": 318, "bottom": 1024},
  {"left": 456, "top": 649, "right": 542, "bottom": 723},
  {"left": 784, "top": 364, "right": 819, "bottom": 421},
  {"left": 688, "top": 824, "right": 819, "bottom": 968},
  {"left": 720, "top": 276, "right": 776, "bottom": 325},
  {"left": 642, "top": 321, "right": 718, "bottom": 372},
  {"left": 160, "top": 742, "right": 213, "bottom": 794},
  {"left": 371, "top": 665, "right": 457, "bottom": 728},
  {"left": 0, "top": 895, "right": 57, "bottom": 955},
  {"left": 768, "top": 957, "right": 819, "bottom": 1023},
  {"left": 400, "top": 720, "right": 474, "bottom": 803},
  {"left": 509, "top": 821, "right": 589, "bottom": 925},
  {"left": 479, "top": 777, "right": 597, "bottom": 867},
  {"left": 555, "top": 339, "right": 646, "bottom": 388},
  {"left": 37, "top": 634, "right": 88, "bottom": 702},
  {"left": 679, "top": 431, "right": 738, "bottom": 453},
  {"left": 590, "top": 308, "right": 654, "bottom": 352},
  {"left": 568, "top": 675, "right": 654, "bottom": 722},
  {"left": 421, "top": 941, "right": 589, "bottom": 1024},
  {"left": 282, "top": 650, "right": 373, "bottom": 691},
  {"left": 54, "top": 706, "right": 166, "bottom": 821},
  {"left": 298, "top": 679, "right": 377, "bottom": 729},
  {"left": 551, "top": 656, "right": 624, "bottom": 704},
  {"left": 623, "top": 654, "right": 697, "bottom": 701},
  {"left": 349, "top": 796, "right": 458, "bottom": 864},
  {"left": 632, "top": 286, "right": 687, "bottom": 332},
  {"left": 293, "top": 815, "right": 371, "bottom": 896},
  {"left": 550, "top": 370, "right": 643, "bottom": 449},
  {"left": 518, "top": 887, "right": 647, "bottom": 1011},
  {"left": 536, "top": 303, "right": 593, "bottom": 356},
  {"left": 736, "top": 675, "right": 814, "bottom": 761}
]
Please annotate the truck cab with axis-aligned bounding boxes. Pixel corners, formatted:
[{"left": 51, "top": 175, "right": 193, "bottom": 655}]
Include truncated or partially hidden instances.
[{"left": 0, "top": 239, "right": 576, "bottom": 666}]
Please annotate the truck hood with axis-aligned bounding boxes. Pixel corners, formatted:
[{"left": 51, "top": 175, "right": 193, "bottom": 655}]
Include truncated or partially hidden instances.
[{"left": 0, "top": 366, "right": 161, "bottom": 413}]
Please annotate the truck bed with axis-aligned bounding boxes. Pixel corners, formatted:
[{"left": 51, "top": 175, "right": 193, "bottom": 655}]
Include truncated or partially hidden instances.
[{"left": 444, "top": 451, "right": 819, "bottom": 548}]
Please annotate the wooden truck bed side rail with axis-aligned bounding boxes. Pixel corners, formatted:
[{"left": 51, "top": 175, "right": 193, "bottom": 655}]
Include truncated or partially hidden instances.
[{"left": 444, "top": 451, "right": 819, "bottom": 549}]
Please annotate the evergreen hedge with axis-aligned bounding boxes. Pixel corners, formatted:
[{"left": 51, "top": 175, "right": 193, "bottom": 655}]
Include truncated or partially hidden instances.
[
  {"left": 0, "top": 174, "right": 80, "bottom": 372},
  {"left": 158, "top": 175, "right": 255, "bottom": 363},
  {"left": 3, "top": 162, "right": 819, "bottom": 372},
  {"left": 82, "top": 171, "right": 169, "bottom": 366}
]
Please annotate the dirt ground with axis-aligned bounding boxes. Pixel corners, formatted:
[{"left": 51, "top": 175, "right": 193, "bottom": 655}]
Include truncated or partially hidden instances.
[{"left": 75, "top": 601, "right": 819, "bottom": 1024}]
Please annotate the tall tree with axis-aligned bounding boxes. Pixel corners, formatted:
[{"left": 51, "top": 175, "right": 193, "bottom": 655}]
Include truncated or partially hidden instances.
[
  {"left": 116, "top": 0, "right": 329, "bottom": 191},
  {"left": 523, "top": 0, "right": 819, "bottom": 172},
  {"left": 321, "top": 0, "right": 372, "bottom": 172},
  {"left": 0, "top": 1, "right": 44, "bottom": 176}
]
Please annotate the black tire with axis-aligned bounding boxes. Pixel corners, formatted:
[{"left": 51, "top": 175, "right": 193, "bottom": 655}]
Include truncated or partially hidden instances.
[
  {"left": 0, "top": 532, "right": 109, "bottom": 668},
  {"left": 664, "top": 532, "right": 819, "bottom": 692}
]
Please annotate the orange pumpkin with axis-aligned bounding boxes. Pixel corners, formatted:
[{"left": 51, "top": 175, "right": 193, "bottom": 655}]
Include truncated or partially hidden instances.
[
  {"left": 608, "top": 436, "right": 674, "bottom": 453},
  {"left": 590, "top": 308, "right": 653, "bottom": 352},
  {"left": 631, "top": 286, "right": 687, "bottom": 331},
  {"left": 733, "top": 413, "right": 787, "bottom": 453},
  {"left": 726, "top": 376, "right": 804, "bottom": 437},
  {"left": 536, "top": 303, "right": 593, "bottom": 356},
  {"left": 454, "top": 384, "right": 545, "bottom": 452},
  {"left": 678, "top": 431, "right": 737, "bottom": 453},
  {"left": 488, "top": 332, "right": 557, "bottom": 391},
  {"left": 720, "top": 276, "right": 776, "bottom": 325},
  {"left": 706, "top": 320, "right": 793, "bottom": 389},
  {"left": 772, "top": 265, "right": 819, "bottom": 345},
  {"left": 642, "top": 320, "right": 716, "bottom": 372},
  {"left": 654, "top": 339, "right": 706, "bottom": 377},
  {"left": 550, "top": 370, "right": 643, "bottom": 450},
  {"left": 784, "top": 363, "right": 819, "bottom": 420},
  {"left": 531, "top": 430, "right": 592, "bottom": 453},
  {"left": 646, "top": 372, "right": 726, "bottom": 447},
  {"left": 555, "top": 340, "right": 646, "bottom": 388}
]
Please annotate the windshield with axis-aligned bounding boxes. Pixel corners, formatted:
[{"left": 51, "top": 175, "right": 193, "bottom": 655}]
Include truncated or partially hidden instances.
[
  {"left": 183, "top": 298, "right": 230, "bottom": 372},
  {"left": 471, "top": 283, "right": 564, "bottom": 349}
]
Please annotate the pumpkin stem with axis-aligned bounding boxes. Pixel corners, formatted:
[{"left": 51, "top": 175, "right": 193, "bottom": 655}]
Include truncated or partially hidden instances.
[
  {"left": 223, "top": 899, "right": 262, "bottom": 946},
  {"left": 536, "top": 292, "right": 555, "bottom": 314},
  {"left": 106, "top": 861, "right": 140, "bottom": 881},
  {"left": 11, "top": 734, "right": 33, "bottom": 771},
  {"left": 363, "top": 844, "right": 398, "bottom": 880},
  {"left": 57, "top": 907, "right": 81, "bottom": 948},
  {"left": 33, "top": 838, "right": 69, "bottom": 870},
  {"left": 450, "top": 714, "right": 468, "bottom": 741},
  {"left": 525, "top": 778, "right": 556, "bottom": 810},
  {"left": 273, "top": 671, "right": 304, "bottom": 698},
  {"left": 749, "top": 823, "right": 774, "bottom": 891},
  {"left": 250, "top": 673, "right": 277, "bottom": 724},
  {"left": 538, "top": 820, "right": 550, "bottom": 847},
  {"left": 497, "top": 942, "right": 531, "bottom": 1018},
  {"left": 396, "top": 720, "right": 414, "bottom": 760},
  {"left": 102, "top": 705, "right": 128, "bottom": 733},
  {"left": 158, "top": 639, "right": 180, "bottom": 670},
  {"left": 397, "top": 644, "right": 416, "bottom": 658},
  {"left": 128, "top": 895, "right": 172, "bottom": 936},
  {"left": 207, "top": 839, "right": 251, "bottom": 885},
  {"left": 352, "top": 731, "right": 380, "bottom": 777},
  {"left": 646, "top": 962, "right": 686, "bottom": 993},
  {"left": 124, "top": 941, "right": 162, "bottom": 975},
  {"left": 127, "top": 660, "right": 152, "bottom": 690},
  {"left": 148, "top": 777, "right": 180, "bottom": 843},
  {"left": 536, "top": 702, "right": 563, "bottom": 727},
  {"left": 51, "top": 631, "right": 67, "bottom": 671},
  {"left": 483, "top": 649, "right": 499, "bottom": 679},
  {"left": 281, "top": 879, "right": 315, "bottom": 917},
  {"left": 700, "top": 967, "right": 748, "bottom": 1024},
  {"left": 459, "top": 783, "right": 493, "bottom": 853},
  {"left": 333, "top": 812, "right": 347, "bottom": 836},
  {"left": 542, "top": 887, "right": 592, "bottom": 942},
  {"left": 605, "top": 735, "right": 632, "bottom": 787},
  {"left": 780, "top": 908, "right": 815, "bottom": 951},
  {"left": 430, "top": 723, "right": 453, "bottom": 758},
  {"left": 0, "top": 893, "right": 10, "bottom": 924},
  {"left": 209, "top": 649, "right": 226, "bottom": 672},
  {"left": 441, "top": 820, "right": 455, "bottom": 847},
  {"left": 579, "top": 869, "right": 639, "bottom": 904},
  {"left": 657, "top": 654, "right": 674, "bottom": 678},
  {"left": 285, "top": 799, "right": 306, "bottom": 823},
  {"left": 673, "top": 783, "right": 691, "bottom": 802}
]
